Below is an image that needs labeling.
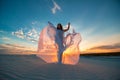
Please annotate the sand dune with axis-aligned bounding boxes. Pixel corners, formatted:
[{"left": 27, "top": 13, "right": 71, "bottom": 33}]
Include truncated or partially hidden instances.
[{"left": 0, "top": 55, "right": 120, "bottom": 80}]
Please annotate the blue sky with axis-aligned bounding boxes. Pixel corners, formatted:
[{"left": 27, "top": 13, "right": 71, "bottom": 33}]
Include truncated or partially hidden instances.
[{"left": 0, "top": 0, "right": 120, "bottom": 54}]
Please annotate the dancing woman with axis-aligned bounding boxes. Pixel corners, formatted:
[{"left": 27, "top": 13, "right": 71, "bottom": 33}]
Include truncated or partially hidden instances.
[{"left": 56, "top": 23, "right": 70, "bottom": 63}]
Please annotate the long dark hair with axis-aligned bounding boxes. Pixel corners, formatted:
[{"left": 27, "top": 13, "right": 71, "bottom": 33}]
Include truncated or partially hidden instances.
[{"left": 57, "top": 23, "right": 63, "bottom": 30}]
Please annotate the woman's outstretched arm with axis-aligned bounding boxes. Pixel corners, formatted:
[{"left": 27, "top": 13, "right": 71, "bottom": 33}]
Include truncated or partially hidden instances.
[{"left": 63, "top": 22, "right": 70, "bottom": 32}]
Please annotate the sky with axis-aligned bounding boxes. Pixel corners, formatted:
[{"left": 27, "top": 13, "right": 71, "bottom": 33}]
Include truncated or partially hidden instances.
[{"left": 0, "top": 0, "right": 120, "bottom": 54}]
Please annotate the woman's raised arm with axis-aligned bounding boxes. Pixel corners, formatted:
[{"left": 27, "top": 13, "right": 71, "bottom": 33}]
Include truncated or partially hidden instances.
[{"left": 63, "top": 22, "right": 70, "bottom": 32}]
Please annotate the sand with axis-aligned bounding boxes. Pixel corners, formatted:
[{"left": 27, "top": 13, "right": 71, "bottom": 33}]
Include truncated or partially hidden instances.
[{"left": 0, "top": 55, "right": 120, "bottom": 80}]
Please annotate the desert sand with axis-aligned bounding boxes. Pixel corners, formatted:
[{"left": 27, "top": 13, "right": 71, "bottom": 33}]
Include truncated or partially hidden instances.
[{"left": 0, "top": 55, "right": 120, "bottom": 80}]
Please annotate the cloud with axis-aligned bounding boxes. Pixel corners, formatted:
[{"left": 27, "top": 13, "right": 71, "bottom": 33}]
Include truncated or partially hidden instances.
[
  {"left": 31, "top": 21, "right": 38, "bottom": 25},
  {"left": 0, "top": 30, "right": 5, "bottom": 33},
  {"left": 90, "top": 43, "right": 120, "bottom": 50},
  {"left": 26, "top": 28, "right": 39, "bottom": 42},
  {"left": 12, "top": 29, "right": 24, "bottom": 39},
  {"left": 12, "top": 28, "right": 39, "bottom": 42},
  {"left": 51, "top": 0, "right": 61, "bottom": 14},
  {"left": 0, "top": 44, "right": 26, "bottom": 50},
  {"left": 4, "top": 43, "right": 26, "bottom": 49},
  {"left": 83, "top": 43, "right": 120, "bottom": 53},
  {"left": 0, "top": 44, "right": 36, "bottom": 55},
  {"left": 0, "top": 37, "right": 11, "bottom": 41}
]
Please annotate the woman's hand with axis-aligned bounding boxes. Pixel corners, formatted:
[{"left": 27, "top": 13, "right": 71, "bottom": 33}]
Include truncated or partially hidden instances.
[{"left": 63, "top": 22, "right": 70, "bottom": 32}]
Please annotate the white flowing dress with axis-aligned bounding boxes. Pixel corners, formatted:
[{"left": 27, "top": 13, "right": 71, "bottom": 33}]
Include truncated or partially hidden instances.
[{"left": 37, "top": 22, "right": 81, "bottom": 65}]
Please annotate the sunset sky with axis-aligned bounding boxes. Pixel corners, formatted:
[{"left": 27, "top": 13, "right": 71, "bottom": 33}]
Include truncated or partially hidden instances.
[{"left": 0, "top": 0, "right": 120, "bottom": 54}]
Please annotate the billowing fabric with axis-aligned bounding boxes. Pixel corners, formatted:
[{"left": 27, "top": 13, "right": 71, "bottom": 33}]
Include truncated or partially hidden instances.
[{"left": 37, "top": 22, "right": 81, "bottom": 65}]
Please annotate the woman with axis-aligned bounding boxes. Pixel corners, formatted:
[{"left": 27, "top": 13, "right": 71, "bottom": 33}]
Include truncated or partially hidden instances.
[
  {"left": 37, "top": 22, "right": 81, "bottom": 65},
  {"left": 56, "top": 23, "right": 70, "bottom": 63}
]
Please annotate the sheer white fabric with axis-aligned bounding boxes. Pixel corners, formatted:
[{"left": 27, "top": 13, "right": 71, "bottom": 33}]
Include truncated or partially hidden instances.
[{"left": 37, "top": 22, "right": 81, "bottom": 65}]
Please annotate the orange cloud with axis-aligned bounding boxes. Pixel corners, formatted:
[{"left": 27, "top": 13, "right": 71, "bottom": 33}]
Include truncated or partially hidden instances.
[
  {"left": 80, "top": 33, "right": 120, "bottom": 52},
  {"left": 0, "top": 44, "right": 37, "bottom": 55},
  {"left": 83, "top": 43, "right": 120, "bottom": 54}
]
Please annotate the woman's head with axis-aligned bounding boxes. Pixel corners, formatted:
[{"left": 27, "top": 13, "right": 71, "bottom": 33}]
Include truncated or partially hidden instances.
[{"left": 57, "top": 23, "right": 63, "bottom": 30}]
